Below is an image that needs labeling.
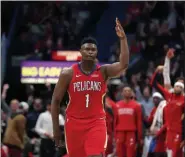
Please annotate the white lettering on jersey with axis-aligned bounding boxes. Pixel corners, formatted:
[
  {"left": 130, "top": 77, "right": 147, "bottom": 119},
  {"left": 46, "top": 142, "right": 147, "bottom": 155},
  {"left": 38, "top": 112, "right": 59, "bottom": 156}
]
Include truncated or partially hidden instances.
[
  {"left": 73, "top": 81, "right": 101, "bottom": 92},
  {"left": 118, "top": 108, "right": 134, "bottom": 115}
]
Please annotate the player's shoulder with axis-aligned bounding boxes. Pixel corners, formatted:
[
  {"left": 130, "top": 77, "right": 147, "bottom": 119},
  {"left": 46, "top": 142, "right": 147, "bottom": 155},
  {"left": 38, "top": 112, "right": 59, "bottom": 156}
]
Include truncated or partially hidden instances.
[
  {"left": 116, "top": 100, "right": 123, "bottom": 106},
  {"left": 132, "top": 100, "right": 141, "bottom": 107},
  {"left": 60, "top": 67, "right": 73, "bottom": 80},
  {"left": 99, "top": 64, "right": 111, "bottom": 80},
  {"left": 99, "top": 64, "right": 109, "bottom": 73}
]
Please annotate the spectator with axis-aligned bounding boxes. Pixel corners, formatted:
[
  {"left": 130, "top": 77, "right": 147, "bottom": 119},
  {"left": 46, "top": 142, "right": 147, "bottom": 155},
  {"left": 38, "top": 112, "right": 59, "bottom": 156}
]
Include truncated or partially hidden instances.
[
  {"left": 42, "top": 37, "right": 53, "bottom": 61},
  {"left": 40, "top": 82, "right": 53, "bottom": 106},
  {"left": 167, "top": 2, "right": 177, "bottom": 30},
  {"left": 3, "top": 106, "right": 27, "bottom": 157},
  {"left": 146, "top": 61, "right": 155, "bottom": 78},
  {"left": 1, "top": 84, "right": 20, "bottom": 118},
  {"left": 139, "top": 85, "right": 154, "bottom": 117},
  {"left": 55, "top": 37, "right": 63, "bottom": 50},
  {"left": 130, "top": 38, "right": 142, "bottom": 55},
  {"left": 26, "top": 98, "right": 43, "bottom": 138},
  {"left": 1, "top": 110, "right": 7, "bottom": 140},
  {"left": 35, "top": 101, "right": 64, "bottom": 157}
]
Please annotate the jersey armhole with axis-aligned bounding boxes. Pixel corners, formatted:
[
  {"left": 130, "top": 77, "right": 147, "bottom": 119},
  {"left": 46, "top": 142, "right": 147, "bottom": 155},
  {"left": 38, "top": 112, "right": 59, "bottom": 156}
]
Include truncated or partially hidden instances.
[
  {"left": 70, "top": 64, "right": 78, "bottom": 83},
  {"left": 98, "top": 65, "right": 107, "bottom": 83}
]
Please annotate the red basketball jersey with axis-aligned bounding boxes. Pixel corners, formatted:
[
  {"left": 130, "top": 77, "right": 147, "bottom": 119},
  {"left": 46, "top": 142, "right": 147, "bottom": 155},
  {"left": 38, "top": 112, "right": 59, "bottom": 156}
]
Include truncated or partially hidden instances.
[{"left": 66, "top": 63, "right": 107, "bottom": 119}]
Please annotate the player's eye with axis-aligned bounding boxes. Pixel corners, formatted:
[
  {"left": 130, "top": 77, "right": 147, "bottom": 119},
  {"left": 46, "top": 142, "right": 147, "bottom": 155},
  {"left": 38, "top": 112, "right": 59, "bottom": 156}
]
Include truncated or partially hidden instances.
[{"left": 85, "top": 48, "right": 90, "bottom": 51}]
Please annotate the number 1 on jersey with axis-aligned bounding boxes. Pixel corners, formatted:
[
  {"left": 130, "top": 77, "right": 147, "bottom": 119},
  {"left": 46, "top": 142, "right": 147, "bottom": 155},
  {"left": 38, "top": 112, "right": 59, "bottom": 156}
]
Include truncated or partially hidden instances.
[{"left": 85, "top": 94, "right": 90, "bottom": 108}]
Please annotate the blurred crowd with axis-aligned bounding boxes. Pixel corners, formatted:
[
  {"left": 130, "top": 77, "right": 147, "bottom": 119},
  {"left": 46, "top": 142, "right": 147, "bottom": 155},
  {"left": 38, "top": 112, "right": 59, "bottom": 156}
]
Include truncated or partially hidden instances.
[
  {"left": 109, "top": 1, "right": 184, "bottom": 84},
  {"left": 1, "top": 1, "right": 184, "bottom": 157},
  {"left": 1, "top": 50, "right": 184, "bottom": 157},
  {"left": 10, "top": 1, "right": 92, "bottom": 60}
]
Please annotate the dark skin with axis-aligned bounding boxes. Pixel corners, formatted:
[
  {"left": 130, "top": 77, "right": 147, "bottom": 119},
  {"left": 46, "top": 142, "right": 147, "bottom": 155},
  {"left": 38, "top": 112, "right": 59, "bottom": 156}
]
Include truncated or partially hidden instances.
[
  {"left": 122, "top": 87, "right": 132, "bottom": 102},
  {"left": 51, "top": 18, "right": 129, "bottom": 157}
]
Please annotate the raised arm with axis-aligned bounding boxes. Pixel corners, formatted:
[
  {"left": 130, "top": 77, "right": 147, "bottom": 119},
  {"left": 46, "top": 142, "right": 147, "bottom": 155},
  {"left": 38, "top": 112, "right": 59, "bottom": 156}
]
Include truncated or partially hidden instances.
[
  {"left": 101, "top": 18, "right": 129, "bottom": 80},
  {"left": 1, "top": 84, "right": 11, "bottom": 116},
  {"left": 51, "top": 68, "right": 72, "bottom": 147},
  {"left": 163, "top": 48, "right": 174, "bottom": 90},
  {"left": 150, "top": 67, "right": 171, "bottom": 99}
]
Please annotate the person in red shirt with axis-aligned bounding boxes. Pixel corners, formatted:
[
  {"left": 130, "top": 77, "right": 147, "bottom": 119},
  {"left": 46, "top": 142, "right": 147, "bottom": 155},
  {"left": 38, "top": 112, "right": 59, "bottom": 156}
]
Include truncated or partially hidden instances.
[
  {"left": 51, "top": 18, "right": 129, "bottom": 157},
  {"left": 150, "top": 71, "right": 185, "bottom": 157},
  {"left": 114, "top": 85, "right": 142, "bottom": 157}
]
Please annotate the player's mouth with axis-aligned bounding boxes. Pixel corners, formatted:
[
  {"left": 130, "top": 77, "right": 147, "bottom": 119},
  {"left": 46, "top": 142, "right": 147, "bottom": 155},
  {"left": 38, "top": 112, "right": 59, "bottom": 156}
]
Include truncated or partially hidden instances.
[{"left": 87, "top": 55, "right": 94, "bottom": 59}]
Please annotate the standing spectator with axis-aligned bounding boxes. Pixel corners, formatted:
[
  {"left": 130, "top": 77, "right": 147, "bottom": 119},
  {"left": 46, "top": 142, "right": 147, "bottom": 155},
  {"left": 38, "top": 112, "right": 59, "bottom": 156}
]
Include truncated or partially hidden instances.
[
  {"left": 139, "top": 85, "right": 154, "bottom": 117},
  {"left": 55, "top": 37, "right": 63, "bottom": 50},
  {"left": 3, "top": 106, "right": 27, "bottom": 157},
  {"left": 1, "top": 84, "right": 20, "bottom": 118},
  {"left": 35, "top": 100, "right": 64, "bottom": 157},
  {"left": 26, "top": 98, "right": 43, "bottom": 138},
  {"left": 42, "top": 37, "right": 53, "bottom": 61},
  {"left": 40, "top": 82, "right": 53, "bottom": 107}
]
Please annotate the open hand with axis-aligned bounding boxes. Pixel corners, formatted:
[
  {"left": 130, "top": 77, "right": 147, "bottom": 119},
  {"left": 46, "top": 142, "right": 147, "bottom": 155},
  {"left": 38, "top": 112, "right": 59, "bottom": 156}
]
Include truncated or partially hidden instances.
[
  {"left": 166, "top": 48, "right": 175, "bottom": 59},
  {"left": 115, "top": 17, "right": 126, "bottom": 39},
  {"left": 53, "top": 131, "right": 63, "bottom": 148}
]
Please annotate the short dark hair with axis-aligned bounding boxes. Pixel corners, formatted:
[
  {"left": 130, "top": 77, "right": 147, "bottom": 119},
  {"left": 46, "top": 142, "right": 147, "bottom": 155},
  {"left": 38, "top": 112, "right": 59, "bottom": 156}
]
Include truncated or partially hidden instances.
[
  {"left": 81, "top": 36, "right": 98, "bottom": 47},
  {"left": 175, "top": 77, "right": 184, "bottom": 82},
  {"left": 46, "top": 99, "right": 51, "bottom": 106}
]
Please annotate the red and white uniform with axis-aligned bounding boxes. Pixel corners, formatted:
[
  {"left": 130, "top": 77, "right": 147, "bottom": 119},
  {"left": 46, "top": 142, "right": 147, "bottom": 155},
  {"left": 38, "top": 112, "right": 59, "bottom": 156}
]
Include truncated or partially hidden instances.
[
  {"left": 114, "top": 100, "right": 142, "bottom": 157},
  {"left": 65, "top": 63, "right": 107, "bottom": 157},
  {"left": 150, "top": 72, "right": 185, "bottom": 157}
]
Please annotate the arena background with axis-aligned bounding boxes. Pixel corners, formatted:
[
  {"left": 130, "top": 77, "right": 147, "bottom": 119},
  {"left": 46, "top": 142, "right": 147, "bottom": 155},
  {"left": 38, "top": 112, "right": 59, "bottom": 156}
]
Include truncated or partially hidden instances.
[{"left": 1, "top": 1, "right": 185, "bottom": 157}]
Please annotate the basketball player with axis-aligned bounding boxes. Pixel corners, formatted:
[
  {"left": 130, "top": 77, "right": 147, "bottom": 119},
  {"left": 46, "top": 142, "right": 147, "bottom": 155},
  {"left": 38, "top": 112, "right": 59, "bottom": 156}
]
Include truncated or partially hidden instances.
[
  {"left": 51, "top": 18, "right": 129, "bottom": 157},
  {"left": 114, "top": 85, "right": 142, "bottom": 157},
  {"left": 155, "top": 48, "right": 184, "bottom": 92},
  {"left": 150, "top": 70, "right": 185, "bottom": 157}
]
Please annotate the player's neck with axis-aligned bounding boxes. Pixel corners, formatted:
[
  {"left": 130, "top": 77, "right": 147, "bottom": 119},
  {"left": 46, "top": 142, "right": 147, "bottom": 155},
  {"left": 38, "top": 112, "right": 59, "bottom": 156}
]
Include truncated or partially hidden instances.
[
  {"left": 123, "top": 98, "right": 131, "bottom": 103},
  {"left": 80, "top": 60, "right": 95, "bottom": 73}
]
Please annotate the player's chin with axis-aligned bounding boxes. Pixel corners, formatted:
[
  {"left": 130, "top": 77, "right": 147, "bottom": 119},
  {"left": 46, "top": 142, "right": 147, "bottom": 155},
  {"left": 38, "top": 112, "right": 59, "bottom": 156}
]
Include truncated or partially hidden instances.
[{"left": 85, "top": 56, "right": 96, "bottom": 61}]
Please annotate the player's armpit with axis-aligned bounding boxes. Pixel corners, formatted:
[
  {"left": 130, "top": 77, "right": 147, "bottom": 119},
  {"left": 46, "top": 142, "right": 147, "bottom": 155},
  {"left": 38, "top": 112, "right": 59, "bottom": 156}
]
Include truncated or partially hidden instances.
[{"left": 51, "top": 67, "right": 73, "bottom": 107}]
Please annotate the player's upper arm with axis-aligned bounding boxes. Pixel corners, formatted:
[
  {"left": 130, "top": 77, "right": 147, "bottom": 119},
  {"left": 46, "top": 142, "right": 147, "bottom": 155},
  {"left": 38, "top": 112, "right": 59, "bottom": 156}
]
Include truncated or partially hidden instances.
[
  {"left": 164, "top": 84, "right": 172, "bottom": 91},
  {"left": 100, "top": 62, "right": 127, "bottom": 80},
  {"left": 52, "top": 68, "right": 73, "bottom": 105}
]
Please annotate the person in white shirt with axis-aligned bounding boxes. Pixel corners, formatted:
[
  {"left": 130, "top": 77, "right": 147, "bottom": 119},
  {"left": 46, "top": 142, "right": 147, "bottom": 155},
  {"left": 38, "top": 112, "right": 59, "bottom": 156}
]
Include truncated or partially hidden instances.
[{"left": 35, "top": 101, "right": 64, "bottom": 157}]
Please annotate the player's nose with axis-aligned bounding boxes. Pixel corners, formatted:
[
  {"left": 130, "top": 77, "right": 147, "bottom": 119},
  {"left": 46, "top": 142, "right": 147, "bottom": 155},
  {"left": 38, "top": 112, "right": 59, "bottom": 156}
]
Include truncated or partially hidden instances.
[{"left": 88, "top": 51, "right": 93, "bottom": 55}]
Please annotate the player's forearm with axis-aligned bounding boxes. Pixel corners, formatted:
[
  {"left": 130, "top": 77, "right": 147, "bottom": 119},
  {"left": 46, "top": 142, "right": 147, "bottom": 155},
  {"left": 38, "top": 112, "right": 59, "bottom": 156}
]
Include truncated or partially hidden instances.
[
  {"left": 119, "top": 37, "right": 129, "bottom": 70},
  {"left": 163, "top": 57, "right": 171, "bottom": 89},
  {"left": 51, "top": 98, "right": 61, "bottom": 133}
]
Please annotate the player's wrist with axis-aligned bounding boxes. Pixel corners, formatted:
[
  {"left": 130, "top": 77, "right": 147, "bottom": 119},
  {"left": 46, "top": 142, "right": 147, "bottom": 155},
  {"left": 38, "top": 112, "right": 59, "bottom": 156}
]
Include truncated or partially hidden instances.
[{"left": 120, "top": 37, "right": 126, "bottom": 40}]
